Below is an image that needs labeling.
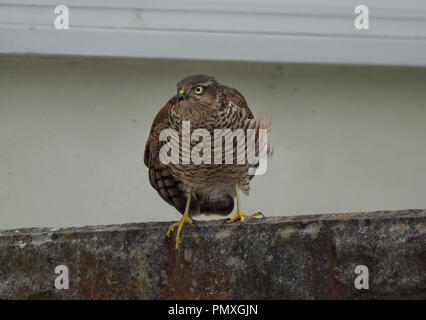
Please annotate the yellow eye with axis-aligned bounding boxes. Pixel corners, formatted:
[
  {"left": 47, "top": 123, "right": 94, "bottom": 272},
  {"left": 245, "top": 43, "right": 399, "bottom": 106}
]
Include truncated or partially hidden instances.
[{"left": 192, "top": 86, "right": 204, "bottom": 95}]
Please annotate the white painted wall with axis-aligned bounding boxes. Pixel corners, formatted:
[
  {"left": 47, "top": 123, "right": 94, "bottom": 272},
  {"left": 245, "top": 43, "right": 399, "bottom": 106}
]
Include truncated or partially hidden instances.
[
  {"left": 0, "top": 56, "right": 425, "bottom": 229},
  {"left": 1, "top": 0, "right": 426, "bottom": 66}
]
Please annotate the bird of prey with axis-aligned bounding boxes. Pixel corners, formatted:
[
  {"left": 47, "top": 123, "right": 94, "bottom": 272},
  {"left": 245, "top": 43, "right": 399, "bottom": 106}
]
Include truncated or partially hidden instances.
[{"left": 144, "top": 74, "right": 271, "bottom": 249}]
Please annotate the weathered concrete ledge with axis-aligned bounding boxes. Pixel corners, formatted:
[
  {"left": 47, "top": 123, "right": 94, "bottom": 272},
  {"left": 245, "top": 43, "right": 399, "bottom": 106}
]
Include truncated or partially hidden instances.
[{"left": 0, "top": 209, "right": 425, "bottom": 299}]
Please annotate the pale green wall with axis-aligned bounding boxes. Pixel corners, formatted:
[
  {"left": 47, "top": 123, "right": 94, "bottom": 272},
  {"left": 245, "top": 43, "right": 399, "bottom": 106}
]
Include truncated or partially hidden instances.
[{"left": 0, "top": 56, "right": 425, "bottom": 229}]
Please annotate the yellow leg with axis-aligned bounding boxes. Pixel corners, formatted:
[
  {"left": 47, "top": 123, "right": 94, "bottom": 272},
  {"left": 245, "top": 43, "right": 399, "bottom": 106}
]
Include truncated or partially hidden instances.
[
  {"left": 166, "top": 189, "right": 195, "bottom": 249},
  {"left": 227, "top": 183, "right": 262, "bottom": 223}
]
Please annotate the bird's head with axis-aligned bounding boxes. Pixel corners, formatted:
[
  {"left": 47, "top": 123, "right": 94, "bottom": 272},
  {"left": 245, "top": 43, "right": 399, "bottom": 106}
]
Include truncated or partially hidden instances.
[{"left": 176, "top": 74, "right": 226, "bottom": 110}]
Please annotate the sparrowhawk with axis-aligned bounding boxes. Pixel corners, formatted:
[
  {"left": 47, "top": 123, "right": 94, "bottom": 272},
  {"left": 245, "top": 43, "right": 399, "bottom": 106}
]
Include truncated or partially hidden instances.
[{"left": 144, "top": 74, "right": 271, "bottom": 249}]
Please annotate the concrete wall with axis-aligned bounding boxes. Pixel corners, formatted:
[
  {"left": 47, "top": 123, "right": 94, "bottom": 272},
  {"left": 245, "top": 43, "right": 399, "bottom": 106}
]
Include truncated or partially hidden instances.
[
  {"left": 0, "top": 56, "right": 425, "bottom": 229},
  {"left": 2, "top": 209, "right": 424, "bottom": 299}
]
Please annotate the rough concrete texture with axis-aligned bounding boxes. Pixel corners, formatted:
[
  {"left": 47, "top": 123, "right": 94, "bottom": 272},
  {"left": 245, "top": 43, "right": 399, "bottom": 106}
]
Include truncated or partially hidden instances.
[{"left": 0, "top": 209, "right": 425, "bottom": 299}]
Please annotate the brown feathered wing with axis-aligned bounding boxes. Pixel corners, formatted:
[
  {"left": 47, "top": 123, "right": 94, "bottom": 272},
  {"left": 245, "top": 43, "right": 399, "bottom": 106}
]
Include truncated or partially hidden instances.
[{"left": 144, "top": 87, "right": 255, "bottom": 216}]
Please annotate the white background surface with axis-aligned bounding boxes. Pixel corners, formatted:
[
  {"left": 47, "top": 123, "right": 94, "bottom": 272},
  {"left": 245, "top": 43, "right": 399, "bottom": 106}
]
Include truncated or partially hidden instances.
[
  {"left": 1, "top": 56, "right": 425, "bottom": 230},
  {"left": 1, "top": 0, "right": 426, "bottom": 65}
]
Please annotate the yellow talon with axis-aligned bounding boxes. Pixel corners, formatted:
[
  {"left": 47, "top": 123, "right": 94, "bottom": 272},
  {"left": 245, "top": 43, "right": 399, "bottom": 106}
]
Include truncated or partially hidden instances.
[
  {"left": 166, "top": 189, "right": 194, "bottom": 249},
  {"left": 166, "top": 214, "right": 195, "bottom": 249},
  {"left": 227, "top": 183, "right": 262, "bottom": 224},
  {"left": 227, "top": 210, "right": 262, "bottom": 223}
]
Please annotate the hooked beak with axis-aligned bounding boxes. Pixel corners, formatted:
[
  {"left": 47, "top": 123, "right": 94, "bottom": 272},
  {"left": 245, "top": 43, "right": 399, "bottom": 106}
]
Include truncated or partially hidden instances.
[{"left": 177, "top": 89, "right": 185, "bottom": 101}]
